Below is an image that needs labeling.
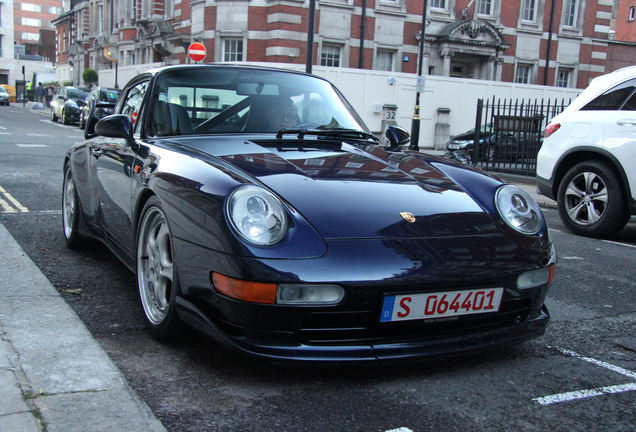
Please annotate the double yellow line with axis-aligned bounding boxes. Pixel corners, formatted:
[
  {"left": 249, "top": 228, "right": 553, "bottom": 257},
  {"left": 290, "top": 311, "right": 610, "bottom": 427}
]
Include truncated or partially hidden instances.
[{"left": 0, "top": 185, "right": 29, "bottom": 213}]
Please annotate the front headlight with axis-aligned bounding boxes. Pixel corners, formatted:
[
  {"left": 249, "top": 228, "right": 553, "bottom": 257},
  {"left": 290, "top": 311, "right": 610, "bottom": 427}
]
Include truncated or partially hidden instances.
[
  {"left": 495, "top": 185, "right": 543, "bottom": 235},
  {"left": 227, "top": 185, "right": 288, "bottom": 246}
]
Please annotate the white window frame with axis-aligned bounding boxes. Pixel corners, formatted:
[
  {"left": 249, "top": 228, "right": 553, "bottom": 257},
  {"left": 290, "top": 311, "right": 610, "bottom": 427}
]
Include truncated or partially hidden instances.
[
  {"left": 21, "top": 32, "right": 40, "bottom": 41},
  {"left": 515, "top": 64, "right": 532, "bottom": 84},
  {"left": 430, "top": 0, "right": 447, "bottom": 10},
  {"left": 629, "top": 6, "right": 635, "bottom": 22},
  {"left": 476, "top": 0, "right": 493, "bottom": 16},
  {"left": 563, "top": 0, "right": 578, "bottom": 28},
  {"left": 556, "top": 68, "right": 572, "bottom": 88},
  {"left": 374, "top": 48, "right": 395, "bottom": 72},
  {"left": 320, "top": 44, "right": 342, "bottom": 68},
  {"left": 222, "top": 38, "right": 244, "bottom": 62},
  {"left": 521, "top": 0, "right": 536, "bottom": 22}
]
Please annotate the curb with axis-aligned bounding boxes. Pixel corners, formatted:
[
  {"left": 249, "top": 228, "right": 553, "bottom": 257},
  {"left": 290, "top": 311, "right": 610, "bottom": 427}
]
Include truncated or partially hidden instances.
[{"left": 0, "top": 223, "right": 166, "bottom": 432}]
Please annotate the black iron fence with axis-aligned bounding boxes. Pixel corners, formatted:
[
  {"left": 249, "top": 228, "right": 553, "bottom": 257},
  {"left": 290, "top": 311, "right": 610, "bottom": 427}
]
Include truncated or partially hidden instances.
[{"left": 466, "top": 96, "right": 571, "bottom": 176}]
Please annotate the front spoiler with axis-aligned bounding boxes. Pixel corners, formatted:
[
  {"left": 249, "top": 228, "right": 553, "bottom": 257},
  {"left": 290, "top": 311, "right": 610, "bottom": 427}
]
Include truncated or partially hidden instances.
[{"left": 176, "top": 296, "right": 550, "bottom": 364}]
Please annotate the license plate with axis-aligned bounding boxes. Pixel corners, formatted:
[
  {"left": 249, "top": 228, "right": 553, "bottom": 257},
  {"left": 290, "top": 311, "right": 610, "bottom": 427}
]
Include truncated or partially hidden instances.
[{"left": 380, "top": 287, "right": 504, "bottom": 323}]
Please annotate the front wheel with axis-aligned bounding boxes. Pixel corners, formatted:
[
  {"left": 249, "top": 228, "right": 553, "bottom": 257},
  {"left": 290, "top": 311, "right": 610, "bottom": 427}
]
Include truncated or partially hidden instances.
[
  {"left": 136, "top": 197, "right": 183, "bottom": 339},
  {"left": 62, "top": 108, "right": 69, "bottom": 125},
  {"left": 557, "top": 161, "right": 629, "bottom": 237},
  {"left": 51, "top": 108, "right": 57, "bottom": 122}
]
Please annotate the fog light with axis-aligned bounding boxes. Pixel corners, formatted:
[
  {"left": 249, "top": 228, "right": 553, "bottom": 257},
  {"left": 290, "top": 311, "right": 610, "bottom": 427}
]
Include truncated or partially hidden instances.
[
  {"left": 277, "top": 284, "right": 344, "bottom": 305},
  {"left": 517, "top": 265, "right": 555, "bottom": 290}
]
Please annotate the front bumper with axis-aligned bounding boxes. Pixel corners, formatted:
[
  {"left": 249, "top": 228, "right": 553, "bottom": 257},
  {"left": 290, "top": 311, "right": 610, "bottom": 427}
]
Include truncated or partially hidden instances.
[
  {"left": 177, "top": 295, "right": 549, "bottom": 363},
  {"left": 173, "top": 228, "right": 554, "bottom": 363}
]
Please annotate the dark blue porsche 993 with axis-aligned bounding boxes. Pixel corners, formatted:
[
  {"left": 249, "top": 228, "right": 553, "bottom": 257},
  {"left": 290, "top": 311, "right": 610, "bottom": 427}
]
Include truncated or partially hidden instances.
[{"left": 62, "top": 65, "right": 556, "bottom": 363}]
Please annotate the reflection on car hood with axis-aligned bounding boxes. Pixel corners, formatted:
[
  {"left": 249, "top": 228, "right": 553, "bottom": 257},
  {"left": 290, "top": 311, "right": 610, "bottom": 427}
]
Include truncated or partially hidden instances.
[{"left": 207, "top": 139, "right": 500, "bottom": 240}]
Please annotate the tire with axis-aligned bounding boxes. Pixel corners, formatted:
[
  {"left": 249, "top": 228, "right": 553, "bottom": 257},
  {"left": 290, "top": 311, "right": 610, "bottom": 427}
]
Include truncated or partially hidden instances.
[
  {"left": 557, "top": 160, "right": 629, "bottom": 237},
  {"left": 62, "top": 108, "right": 69, "bottom": 125},
  {"left": 79, "top": 114, "right": 85, "bottom": 129},
  {"left": 51, "top": 108, "right": 57, "bottom": 122},
  {"left": 62, "top": 167, "right": 85, "bottom": 248},
  {"left": 136, "top": 197, "right": 183, "bottom": 339}
]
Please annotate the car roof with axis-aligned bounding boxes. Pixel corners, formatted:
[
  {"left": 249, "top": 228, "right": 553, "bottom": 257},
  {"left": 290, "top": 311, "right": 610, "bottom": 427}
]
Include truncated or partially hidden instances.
[
  {"left": 565, "top": 66, "right": 636, "bottom": 113},
  {"left": 144, "top": 63, "right": 321, "bottom": 81}
]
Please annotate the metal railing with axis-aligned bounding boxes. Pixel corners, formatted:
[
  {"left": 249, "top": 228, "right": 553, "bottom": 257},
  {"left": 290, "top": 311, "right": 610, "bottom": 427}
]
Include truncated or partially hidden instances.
[{"left": 470, "top": 96, "right": 570, "bottom": 176}]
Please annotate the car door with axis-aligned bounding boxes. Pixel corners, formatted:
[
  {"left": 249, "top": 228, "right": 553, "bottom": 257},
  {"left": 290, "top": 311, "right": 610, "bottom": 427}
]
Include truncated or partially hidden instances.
[
  {"left": 92, "top": 79, "right": 150, "bottom": 257},
  {"left": 602, "top": 80, "right": 636, "bottom": 200}
]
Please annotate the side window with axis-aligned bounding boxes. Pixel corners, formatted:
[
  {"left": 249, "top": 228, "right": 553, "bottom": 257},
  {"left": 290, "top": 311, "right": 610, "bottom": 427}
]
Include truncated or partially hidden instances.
[
  {"left": 121, "top": 81, "right": 149, "bottom": 131},
  {"left": 621, "top": 91, "right": 636, "bottom": 111},
  {"left": 581, "top": 79, "right": 636, "bottom": 111}
]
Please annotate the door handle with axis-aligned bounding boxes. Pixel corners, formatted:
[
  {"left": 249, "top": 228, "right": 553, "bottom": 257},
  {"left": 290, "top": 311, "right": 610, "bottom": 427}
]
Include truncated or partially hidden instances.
[{"left": 616, "top": 119, "right": 636, "bottom": 126}]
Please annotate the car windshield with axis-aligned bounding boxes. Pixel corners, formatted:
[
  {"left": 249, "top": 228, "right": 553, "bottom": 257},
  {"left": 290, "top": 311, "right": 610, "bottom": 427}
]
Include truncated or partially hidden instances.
[
  {"left": 99, "top": 89, "right": 120, "bottom": 102},
  {"left": 69, "top": 89, "right": 89, "bottom": 100},
  {"left": 147, "top": 67, "right": 367, "bottom": 137},
  {"left": 0, "top": 87, "right": 7, "bottom": 94}
]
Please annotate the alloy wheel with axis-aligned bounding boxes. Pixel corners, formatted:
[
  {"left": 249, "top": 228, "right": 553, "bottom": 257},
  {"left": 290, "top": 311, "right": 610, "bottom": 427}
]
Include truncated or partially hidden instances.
[
  {"left": 62, "top": 170, "right": 76, "bottom": 239},
  {"left": 563, "top": 171, "right": 608, "bottom": 226},
  {"left": 137, "top": 206, "right": 174, "bottom": 326}
]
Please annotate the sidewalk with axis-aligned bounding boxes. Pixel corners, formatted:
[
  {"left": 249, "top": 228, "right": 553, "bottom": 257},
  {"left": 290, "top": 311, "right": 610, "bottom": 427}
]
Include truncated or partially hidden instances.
[{"left": 0, "top": 224, "right": 166, "bottom": 432}]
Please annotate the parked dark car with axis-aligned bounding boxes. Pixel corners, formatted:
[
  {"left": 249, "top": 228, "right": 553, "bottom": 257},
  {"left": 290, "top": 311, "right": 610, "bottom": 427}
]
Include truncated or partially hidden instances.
[
  {"left": 446, "top": 126, "right": 538, "bottom": 163},
  {"left": 63, "top": 65, "right": 555, "bottom": 363},
  {"left": 79, "top": 87, "right": 120, "bottom": 129},
  {"left": 51, "top": 86, "right": 89, "bottom": 124}
]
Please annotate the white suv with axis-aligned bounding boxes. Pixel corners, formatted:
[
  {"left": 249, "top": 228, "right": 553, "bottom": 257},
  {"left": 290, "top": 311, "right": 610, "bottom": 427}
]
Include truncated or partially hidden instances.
[{"left": 537, "top": 66, "right": 636, "bottom": 237}]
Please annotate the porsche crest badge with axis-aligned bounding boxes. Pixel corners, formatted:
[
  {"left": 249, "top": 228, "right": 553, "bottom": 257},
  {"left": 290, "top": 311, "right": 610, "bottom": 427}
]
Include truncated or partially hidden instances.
[{"left": 400, "top": 212, "right": 416, "bottom": 223}]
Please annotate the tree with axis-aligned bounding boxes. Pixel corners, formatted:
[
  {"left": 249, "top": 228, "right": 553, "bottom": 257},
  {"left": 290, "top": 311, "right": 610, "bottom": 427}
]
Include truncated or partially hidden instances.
[{"left": 82, "top": 68, "right": 98, "bottom": 86}]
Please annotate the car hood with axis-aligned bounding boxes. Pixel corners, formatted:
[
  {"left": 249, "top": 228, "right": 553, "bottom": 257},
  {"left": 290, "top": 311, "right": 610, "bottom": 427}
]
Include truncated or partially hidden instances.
[{"left": 204, "top": 139, "right": 500, "bottom": 240}]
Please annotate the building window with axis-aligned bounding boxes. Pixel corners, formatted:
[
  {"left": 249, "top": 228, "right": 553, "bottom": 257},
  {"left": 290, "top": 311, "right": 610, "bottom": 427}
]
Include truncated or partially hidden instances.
[
  {"left": 431, "top": 0, "right": 446, "bottom": 8},
  {"left": 477, "top": 0, "right": 492, "bottom": 16},
  {"left": 21, "top": 3, "right": 42, "bottom": 12},
  {"left": 563, "top": 0, "right": 578, "bottom": 27},
  {"left": 165, "top": 0, "right": 174, "bottom": 18},
  {"left": 521, "top": 0, "right": 535, "bottom": 22},
  {"left": 515, "top": 64, "right": 531, "bottom": 84},
  {"left": 98, "top": 5, "right": 103, "bottom": 35},
  {"left": 556, "top": 68, "right": 571, "bottom": 87},
  {"left": 375, "top": 49, "right": 394, "bottom": 72},
  {"left": 320, "top": 45, "right": 341, "bottom": 67},
  {"left": 629, "top": 6, "right": 635, "bottom": 22},
  {"left": 50, "top": 6, "right": 61, "bottom": 14},
  {"left": 22, "top": 32, "right": 40, "bottom": 41},
  {"left": 22, "top": 17, "right": 42, "bottom": 27},
  {"left": 223, "top": 39, "right": 243, "bottom": 62}
]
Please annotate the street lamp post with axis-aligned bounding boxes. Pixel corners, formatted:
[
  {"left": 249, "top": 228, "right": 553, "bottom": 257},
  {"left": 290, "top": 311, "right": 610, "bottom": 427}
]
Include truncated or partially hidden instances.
[
  {"left": 410, "top": 0, "right": 428, "bottom": 151},
  {"left": 306, "top": 0, "right": 316, "bottom": 74}
]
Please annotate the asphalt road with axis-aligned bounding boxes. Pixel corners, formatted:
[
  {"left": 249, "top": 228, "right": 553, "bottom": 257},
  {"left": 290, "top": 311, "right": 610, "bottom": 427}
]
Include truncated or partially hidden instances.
[{"left": 1, "top": 105, "right": 635, "bottom": 432}]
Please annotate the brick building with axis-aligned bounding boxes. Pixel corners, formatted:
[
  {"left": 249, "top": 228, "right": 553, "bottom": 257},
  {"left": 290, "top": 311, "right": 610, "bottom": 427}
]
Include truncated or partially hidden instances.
[
  {"left": 14, "top": 0, "right": 62, "bottom": 60},
  {"left": 53, "top": 0, "right": 635, "bottom": 88}
]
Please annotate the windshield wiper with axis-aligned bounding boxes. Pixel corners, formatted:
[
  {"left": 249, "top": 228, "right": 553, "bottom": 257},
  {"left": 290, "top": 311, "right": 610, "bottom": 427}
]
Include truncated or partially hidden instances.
[{"left": 276, "top": 128, "right": 379, "bottom": 142}]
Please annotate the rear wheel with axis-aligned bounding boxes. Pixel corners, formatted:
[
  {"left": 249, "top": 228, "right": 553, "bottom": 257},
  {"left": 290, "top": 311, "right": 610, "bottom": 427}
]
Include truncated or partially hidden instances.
[
  {"left": 62, "top": 108, "right": 69, "bottom": 125},
  {"left": 136, "top": 197, "right": 183, "bottom": 339},
  {"left": 557, "top": 160, "right": 629, "bottom": 237},
  {"left": 62, "top": 167, "right": 84, "bottom": 248}
]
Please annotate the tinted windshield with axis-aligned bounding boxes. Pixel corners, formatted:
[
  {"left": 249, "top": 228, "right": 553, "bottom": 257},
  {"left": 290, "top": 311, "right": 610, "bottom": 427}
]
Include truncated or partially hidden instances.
[
  {"left": 147, "top": 67, "right": 367, "bottom": 137},
  {"left": 99, "top": 89, "right": 120, "bottom": 102},
  {"left": 0, "top": 88, "right": 7, "bottom": 94},
  {"left": 68, "top": 89, "right": 89, "bottom": 100}
]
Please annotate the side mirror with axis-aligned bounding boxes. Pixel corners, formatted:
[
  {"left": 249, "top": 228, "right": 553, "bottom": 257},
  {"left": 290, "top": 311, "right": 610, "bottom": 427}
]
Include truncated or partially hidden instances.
[
  {"left": 95, "top": 114, "right": 133, "bottom": 140},
  {"left": 385, "top": 125, "right": 410, "bottom": 150}
]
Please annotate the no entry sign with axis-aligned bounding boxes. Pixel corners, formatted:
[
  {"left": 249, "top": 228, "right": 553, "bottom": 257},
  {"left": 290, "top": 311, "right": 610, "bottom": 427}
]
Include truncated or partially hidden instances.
[{"left": 187, "top": 42, "right": 207, "bottom": 62}]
